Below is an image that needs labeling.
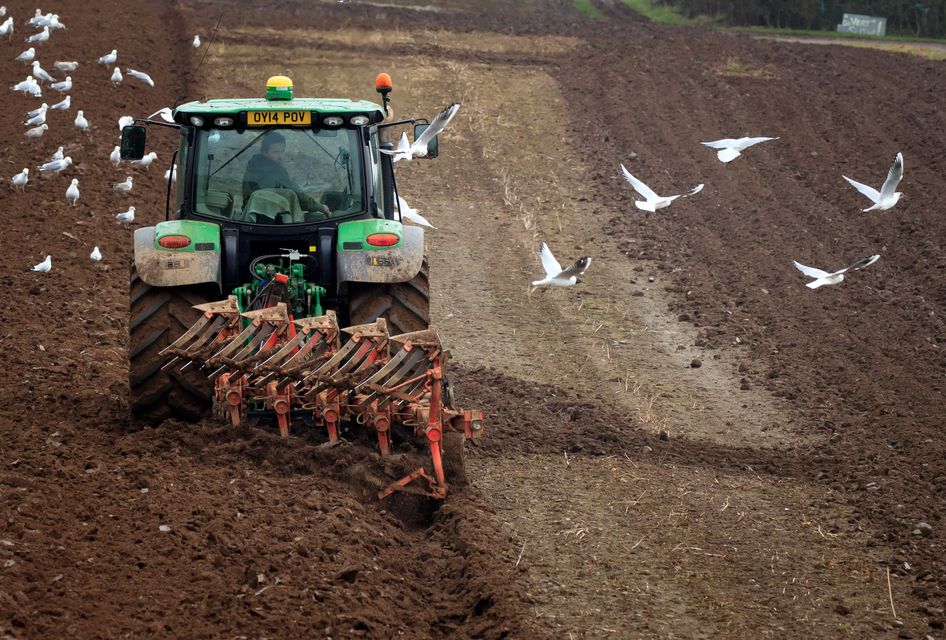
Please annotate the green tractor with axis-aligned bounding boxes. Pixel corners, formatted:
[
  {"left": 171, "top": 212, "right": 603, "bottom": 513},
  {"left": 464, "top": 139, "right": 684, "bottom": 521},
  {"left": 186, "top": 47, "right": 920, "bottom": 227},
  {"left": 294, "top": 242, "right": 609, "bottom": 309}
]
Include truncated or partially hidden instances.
[{"left": 122, "top": 74, "right": 481, "bottom": 499}]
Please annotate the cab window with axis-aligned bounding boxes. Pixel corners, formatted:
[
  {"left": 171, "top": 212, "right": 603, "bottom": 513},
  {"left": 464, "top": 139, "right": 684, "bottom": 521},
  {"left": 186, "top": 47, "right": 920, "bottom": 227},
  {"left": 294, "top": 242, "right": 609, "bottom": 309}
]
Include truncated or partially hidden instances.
[{"left": 192, "top": 127, "right": 364, "bottom": 224}]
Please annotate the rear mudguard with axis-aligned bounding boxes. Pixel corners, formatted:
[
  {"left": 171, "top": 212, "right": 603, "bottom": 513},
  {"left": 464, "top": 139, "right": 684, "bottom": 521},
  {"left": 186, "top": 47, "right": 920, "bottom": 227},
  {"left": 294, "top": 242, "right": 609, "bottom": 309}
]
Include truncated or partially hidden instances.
[
  {"left": 336, "top": 220, "right": 424, "bottom": 285},
  {"left": 133, "top": 221, "right": 222, "bottom": 290}
]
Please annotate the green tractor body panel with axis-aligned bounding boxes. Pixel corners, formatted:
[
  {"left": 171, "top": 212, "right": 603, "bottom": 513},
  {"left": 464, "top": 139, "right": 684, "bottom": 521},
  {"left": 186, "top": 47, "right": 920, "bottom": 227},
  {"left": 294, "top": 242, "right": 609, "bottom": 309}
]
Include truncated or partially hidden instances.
[
  {"left": 153, "top": 219, "right": 221, "bottom": 253},
  {"left": 134, "top": 225, "right": 222, "bottom": 290},
  {"left": 337, "top": 218, "right": 405, "bottom": 251}
]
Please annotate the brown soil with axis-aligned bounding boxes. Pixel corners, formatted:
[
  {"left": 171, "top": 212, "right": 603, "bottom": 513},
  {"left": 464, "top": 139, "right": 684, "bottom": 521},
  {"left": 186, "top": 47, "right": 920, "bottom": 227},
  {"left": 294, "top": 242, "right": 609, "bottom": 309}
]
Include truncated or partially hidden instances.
[{"left": 2, "top": 0, "right": 945, "bottom": 638}]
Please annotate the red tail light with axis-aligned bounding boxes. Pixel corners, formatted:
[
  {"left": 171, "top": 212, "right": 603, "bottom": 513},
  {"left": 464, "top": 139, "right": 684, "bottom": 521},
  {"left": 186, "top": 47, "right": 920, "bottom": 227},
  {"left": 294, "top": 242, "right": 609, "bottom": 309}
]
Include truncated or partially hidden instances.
[
  {"left": 158, "top": 235, "right": 191, "bottom": 249},
  {"left": 366, "top": 233, "right": 399, "bottom": 247}
]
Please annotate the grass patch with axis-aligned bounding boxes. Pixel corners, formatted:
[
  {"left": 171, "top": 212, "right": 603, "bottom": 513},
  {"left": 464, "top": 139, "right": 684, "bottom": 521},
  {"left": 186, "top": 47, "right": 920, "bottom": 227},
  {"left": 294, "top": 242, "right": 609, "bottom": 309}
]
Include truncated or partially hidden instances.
[
  {"left": 572, "top": 0, "right": 602, "bottom": 19},
  {"left": 730, "top": 25, "right": 946, "bottom": 44},
  {"left": 619, "top": 0, "right": 695, "bottom": 25}
]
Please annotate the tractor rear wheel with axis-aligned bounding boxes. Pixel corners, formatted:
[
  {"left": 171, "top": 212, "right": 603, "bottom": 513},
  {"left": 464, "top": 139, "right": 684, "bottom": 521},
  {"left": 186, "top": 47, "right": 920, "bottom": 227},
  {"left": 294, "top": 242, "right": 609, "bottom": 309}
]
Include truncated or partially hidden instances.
[
  {"left": 129, "top": 262, "right": 215, "bottom": 424},
  {"left": 346, "top": 258, "right": 430, "bottom": 334},
  {"left": 346, "top": 259, "right": 467, "bottom": 488}
]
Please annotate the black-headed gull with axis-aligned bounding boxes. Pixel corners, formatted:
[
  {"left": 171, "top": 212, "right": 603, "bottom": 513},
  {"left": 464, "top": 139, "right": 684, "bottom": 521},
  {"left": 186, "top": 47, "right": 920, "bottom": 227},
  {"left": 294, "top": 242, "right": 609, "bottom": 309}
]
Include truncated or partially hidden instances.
[
  {"left": 31, "top": 60, "right": 55, "bottom": 83},
  {"left": 115, "top": 206, "right": 136, "bottom": 223},
  {"left": 620, "top": 164, "right": 703, "bottom": 212},
  {"left": 701, "top": 136, "right": 778, "bottom": 163},
  {"left": 25, "top": 27, "right": 49, "bottom": 44},
  {"left": 531, "top": 241, "right": 591, "bottom": 288},
  {"left": 10, "top": 168, "right": 28, "bottom": 191},
  {"left": 25, "top": 123, "right": 47, "bottom": 138},
  {"left": 74, "top": 110, "right": 89, "bottom": 131},
  {"left": 49, "top": 76, "right": 71, "bottom": 92},
  {"left": 23, "top": 106, "right": 47, "bottom": 126},
  {"left": 381, "top": 103, "right": 460, "bottom": 162},
  {"left": 65, "top": 178, "right": 79, "bottom": 206},
  {"left": 111, "top": 176, "right": 133, "bottom": 192},
  {"left": 24, "top": 102, "right": 47, "bottom": 119},
  {"left": 126, "top": 69, "right": 154, "bottom": 87},
  {"left": 132, "top": 151, "right": 157, "bottom": 169},
  {"left": 397, "top": 195, "right": 435, "bottom": 228},
  {"left": 842, "top": 152, "right": 903, "bottom": 212},
  {"left": 793, "top": 254, "right": 880, "bottom": 289},
  {"left": 147, "top": 107, "right": 174, "bottom": 123},
  {"left": 39, "top": 156, "right": 72, "bottom": 173},
  {"left": 32, "top": 255, "right": 52, "bottom": 272}
]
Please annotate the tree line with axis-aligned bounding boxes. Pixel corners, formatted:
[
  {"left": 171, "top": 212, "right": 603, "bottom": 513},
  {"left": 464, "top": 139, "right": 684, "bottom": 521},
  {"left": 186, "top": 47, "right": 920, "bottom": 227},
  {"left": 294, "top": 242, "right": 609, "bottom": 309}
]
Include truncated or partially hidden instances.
[{"left": 657, "top": 0, "right": 946, "bottom": 37}]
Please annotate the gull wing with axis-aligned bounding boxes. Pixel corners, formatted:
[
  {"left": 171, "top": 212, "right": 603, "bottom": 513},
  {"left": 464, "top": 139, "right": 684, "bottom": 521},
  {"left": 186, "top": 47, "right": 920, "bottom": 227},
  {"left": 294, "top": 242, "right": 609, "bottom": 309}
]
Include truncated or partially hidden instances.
[
  {"left": 879, "top": 152, "right": 903, "bottom": 200},
  {"left": 619, "top": 164, "right": 659, "bottom": 201},
  {"left": 737, "top": 136, "right": 777, "bottom": 150},
  {"left": 717, "top": 148, "right": 741, "bottom": 163},
  {"left": 839, "top": 254, "right": 880, "bottom": 274},
  {"left": 538, "top": 241, "right": 563, "bottom": 277},
  {"left": 412, "top": 103, "right": 460, "bottom": 152},
  {"left": 559, "top": 256, "right": 591, "bottom": 280},
  {"left": 793, "top": 260, "right": 830, "bottom": 279},
  {"left": 701, "top": 138, "right": 739, "bottom": 149},
  {"left": 380, "top": 131, "right": 410, "bottom": 156},
  {"left": 683, "top": 183, "right": 704, "bottom": 197},
  {"left": 842, "top": 175, "right": 880, "bottom": 203}
]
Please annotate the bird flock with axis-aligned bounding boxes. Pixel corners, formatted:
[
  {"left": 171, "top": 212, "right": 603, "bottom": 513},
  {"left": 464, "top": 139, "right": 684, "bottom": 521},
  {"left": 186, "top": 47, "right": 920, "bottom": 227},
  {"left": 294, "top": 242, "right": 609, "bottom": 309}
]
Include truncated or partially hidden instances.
[
  {"left": 5, "top": 6, "right": 202, "bottom": 274},
  {"left": 533, "top": 137, "right": 900, "bottom": 291}
]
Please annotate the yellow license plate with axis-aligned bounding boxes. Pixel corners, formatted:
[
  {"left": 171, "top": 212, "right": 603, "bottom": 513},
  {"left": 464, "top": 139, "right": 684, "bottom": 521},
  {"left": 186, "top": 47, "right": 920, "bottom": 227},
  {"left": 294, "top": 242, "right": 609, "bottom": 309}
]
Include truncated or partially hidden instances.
[{"left": 246, "top": 111, "right": 311, "bottom": 126}]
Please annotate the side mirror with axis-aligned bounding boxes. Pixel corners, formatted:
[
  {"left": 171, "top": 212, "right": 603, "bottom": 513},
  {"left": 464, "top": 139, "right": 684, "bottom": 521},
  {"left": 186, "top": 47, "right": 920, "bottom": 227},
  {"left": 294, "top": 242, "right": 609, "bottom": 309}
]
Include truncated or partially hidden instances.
[
  {"left": 120, "top": 125, "right": 147, "bottom": 160},
  {"left": 413, "top": 123, "right": 439, "bottom": 159}
]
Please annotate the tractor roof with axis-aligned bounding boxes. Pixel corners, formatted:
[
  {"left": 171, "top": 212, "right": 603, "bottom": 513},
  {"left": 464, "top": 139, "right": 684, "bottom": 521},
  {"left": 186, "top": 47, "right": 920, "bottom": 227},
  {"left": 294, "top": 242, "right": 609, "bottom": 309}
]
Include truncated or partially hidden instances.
[{"left": 173, "top": 98, "right": 385, "bottom": 125}]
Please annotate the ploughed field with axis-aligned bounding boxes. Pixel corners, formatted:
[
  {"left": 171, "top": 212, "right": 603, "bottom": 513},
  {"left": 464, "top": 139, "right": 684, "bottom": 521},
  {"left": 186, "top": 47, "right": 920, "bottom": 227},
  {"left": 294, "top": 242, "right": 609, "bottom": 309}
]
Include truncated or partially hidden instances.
[{"left": 1, "top": 0, "right": 944, "bottom": 637}]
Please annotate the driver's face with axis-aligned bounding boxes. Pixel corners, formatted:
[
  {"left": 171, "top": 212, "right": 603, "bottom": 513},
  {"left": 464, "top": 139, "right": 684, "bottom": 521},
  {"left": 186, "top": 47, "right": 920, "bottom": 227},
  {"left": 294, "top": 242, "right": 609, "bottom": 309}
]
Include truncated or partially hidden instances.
[{"left": 263, "top": 143, "right": 286, "bottom": 163}]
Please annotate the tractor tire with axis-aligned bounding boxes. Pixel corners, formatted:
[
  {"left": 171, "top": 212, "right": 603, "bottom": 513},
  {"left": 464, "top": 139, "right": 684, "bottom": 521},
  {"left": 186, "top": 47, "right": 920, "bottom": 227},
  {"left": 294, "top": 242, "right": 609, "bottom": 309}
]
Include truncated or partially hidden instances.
[
  {"left": 346, "top": 258, "right": 430, "bottom": 334},
  {"left": 129, "top": 262, "right": 216, "bottom": 424}
]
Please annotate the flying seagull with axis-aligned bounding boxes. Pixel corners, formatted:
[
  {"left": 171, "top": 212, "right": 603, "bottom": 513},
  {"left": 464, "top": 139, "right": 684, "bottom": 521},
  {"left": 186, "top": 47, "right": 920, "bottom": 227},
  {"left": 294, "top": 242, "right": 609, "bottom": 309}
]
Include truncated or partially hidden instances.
[
  {"left": 842, "top": 152, "right": 904, "bottom": 212},
  {"left": 701, "top": 136, "right": 778, "bottom": 163},
  {"left": 793, "top": 254, "right": 880, "bottom": 289},
  {"left": 126, "top": 69, "right": 154, "bottom": 87},
  {"left": 397, "top": 195, "right": 435, "bottom": 228},
  {"left": 619, "top": 164, "right": 703, "bottom": 212},
  {"left": 531, "top": 241, "right": 591, "bottom": 288},
  {"left": 381, "top": 103, "right": 460, "bottom": 162}
]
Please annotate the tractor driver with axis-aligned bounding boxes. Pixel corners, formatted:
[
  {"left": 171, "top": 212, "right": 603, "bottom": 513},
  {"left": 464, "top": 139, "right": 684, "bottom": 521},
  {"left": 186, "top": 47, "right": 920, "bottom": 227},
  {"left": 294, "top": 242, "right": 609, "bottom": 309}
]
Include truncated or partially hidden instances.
[{"left": 242, "top": 132, "right": 331, "bottom": 216}]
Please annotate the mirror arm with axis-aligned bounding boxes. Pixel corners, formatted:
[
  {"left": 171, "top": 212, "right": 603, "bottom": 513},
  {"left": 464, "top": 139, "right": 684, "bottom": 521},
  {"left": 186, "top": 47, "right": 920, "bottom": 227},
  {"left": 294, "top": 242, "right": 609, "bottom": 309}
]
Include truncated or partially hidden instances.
[
  {"left": 133, "top": 118, "right": 182, "bottom": 130},
  {"left": 378, "top": 116, "right": 429, "bottom": 130}
]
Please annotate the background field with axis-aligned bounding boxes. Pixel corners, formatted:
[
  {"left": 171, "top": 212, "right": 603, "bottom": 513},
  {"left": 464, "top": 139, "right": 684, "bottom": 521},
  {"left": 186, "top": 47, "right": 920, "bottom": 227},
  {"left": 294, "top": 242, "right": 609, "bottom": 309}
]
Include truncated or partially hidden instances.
[{"left": 1, "top": 0, "right": 944, "bottom": 637}]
